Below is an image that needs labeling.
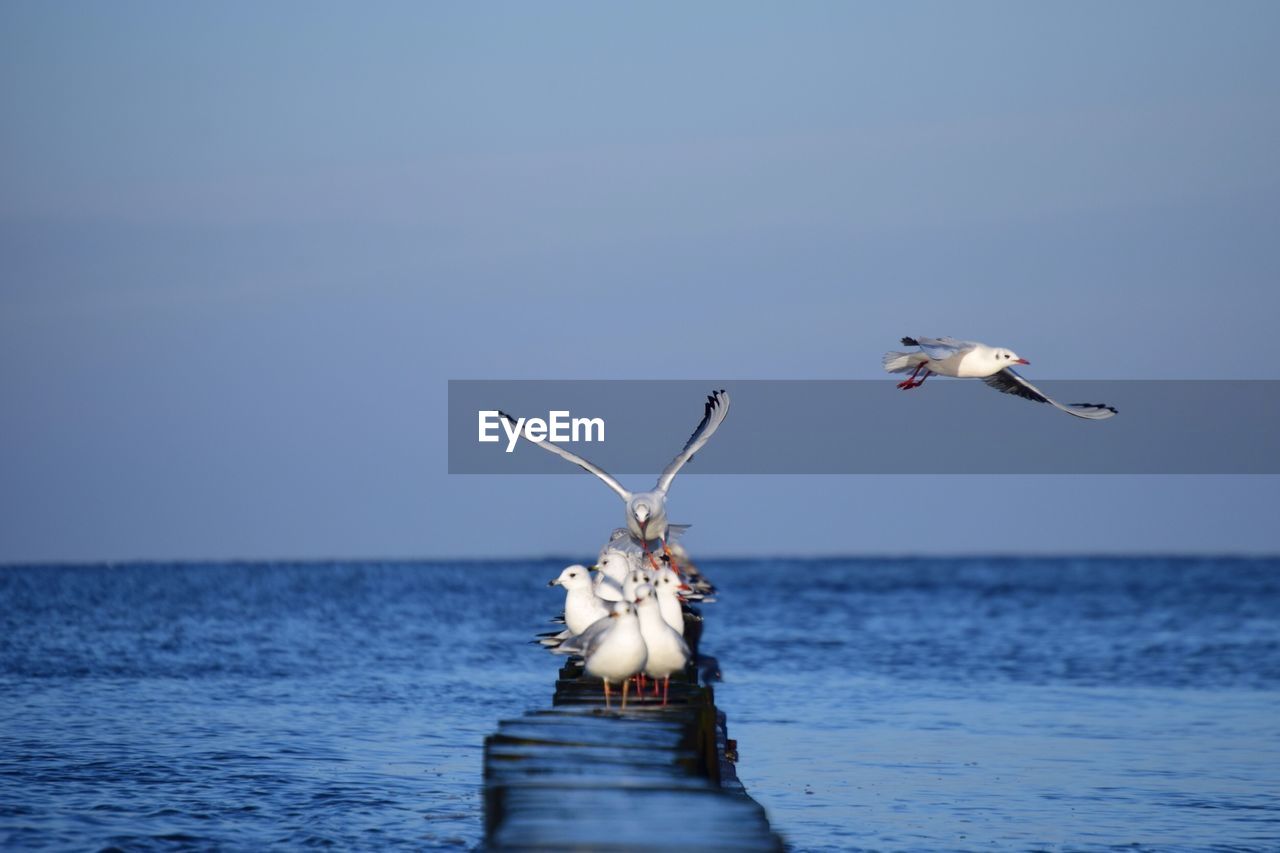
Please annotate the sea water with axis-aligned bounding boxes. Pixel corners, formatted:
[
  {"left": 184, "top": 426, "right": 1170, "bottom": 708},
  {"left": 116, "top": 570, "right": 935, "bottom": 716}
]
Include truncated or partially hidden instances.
[{"left": 1, "top": 558, "right": 1276, "bottom": 850}]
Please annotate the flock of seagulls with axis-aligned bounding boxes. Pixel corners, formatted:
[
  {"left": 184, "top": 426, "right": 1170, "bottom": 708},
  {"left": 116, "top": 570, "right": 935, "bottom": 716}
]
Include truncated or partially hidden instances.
[
  {"left": 505, "top": 392, "right": 731, "bottom": 709},
  {"left": 549, "top": 558, "right": 693, "bottom": 707},
  {"left": 502, "top": 339, "right": 1114, "bottom": 710}
]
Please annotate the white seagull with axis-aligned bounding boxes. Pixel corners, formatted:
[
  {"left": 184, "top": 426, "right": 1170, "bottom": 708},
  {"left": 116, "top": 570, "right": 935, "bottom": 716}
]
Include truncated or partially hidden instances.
[
  {"left": 651, "top": 566, "right": 688, "bottom": 637},
  {"left": 883, "top": 336, "right": 1117, "bottom": 420},
  {"left": 554, "top": 601, "right": 648, "bottom": 709},
  {"left": 500, "top": 390, "right": 731, "bottom": 557},
  {"left": 634, "top": 583, "right": 691, "bottom": 705},
  {"left": 547, "top": 565, "right": 611, "bottom": 636}
]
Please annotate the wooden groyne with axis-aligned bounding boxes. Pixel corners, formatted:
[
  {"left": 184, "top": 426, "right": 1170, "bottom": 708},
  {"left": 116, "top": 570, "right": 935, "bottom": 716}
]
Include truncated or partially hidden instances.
[{"left": 482, "top": 647, "right": 782, "bottom": 851}]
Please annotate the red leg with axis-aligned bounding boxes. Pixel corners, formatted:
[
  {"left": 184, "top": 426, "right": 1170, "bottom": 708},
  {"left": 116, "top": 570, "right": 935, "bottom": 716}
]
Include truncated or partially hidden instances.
[
  {"left": 897, "top": 362, "right": 925, "bottom": 390},
  {"left": 621, "top": 678, "right": 630, "bottom": 710},
  {"left": 642, "top": 538, "right": 663, "bottom": 572},
  {"left": 603, "top": 680, "right": 612, "bottom": 710},
  {"left": 915, "top": 369, "right": 933, "bottom": 387},
  {"left": 662, "top": 676, "right": 670, "bottom": 706}
]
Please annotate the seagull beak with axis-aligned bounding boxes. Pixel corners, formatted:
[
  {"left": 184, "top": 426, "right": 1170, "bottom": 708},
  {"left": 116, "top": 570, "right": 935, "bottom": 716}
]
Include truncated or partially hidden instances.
[
  {"left": 548, "top": 579, "right": 560, "bottom": 587},
  {"left": 679, "top": 582, "right": 692, "bottom": 592},
  {"left": 1014, "top": 358, "right": 1030, "bottom": 365}
]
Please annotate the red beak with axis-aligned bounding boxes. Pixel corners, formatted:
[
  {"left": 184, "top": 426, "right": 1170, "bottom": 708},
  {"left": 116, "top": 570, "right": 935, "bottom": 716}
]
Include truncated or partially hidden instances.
[{"left": 1014, "top": 359, "right": 1030, "bottom": 365}]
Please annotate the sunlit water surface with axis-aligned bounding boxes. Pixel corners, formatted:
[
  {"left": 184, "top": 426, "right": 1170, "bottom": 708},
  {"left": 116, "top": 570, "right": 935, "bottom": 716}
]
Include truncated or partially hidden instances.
[{"left": 1, "top": 558, "right": 1277, "bottom": 851}]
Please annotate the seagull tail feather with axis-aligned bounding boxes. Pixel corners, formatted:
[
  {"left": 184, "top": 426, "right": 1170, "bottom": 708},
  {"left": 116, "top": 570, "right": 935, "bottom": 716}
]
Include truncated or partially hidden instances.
[{"left": 883, "top": 350, "right": 928, "bottom": 373}]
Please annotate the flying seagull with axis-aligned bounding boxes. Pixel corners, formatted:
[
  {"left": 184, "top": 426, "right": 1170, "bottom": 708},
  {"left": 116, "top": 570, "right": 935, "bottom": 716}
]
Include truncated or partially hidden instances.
[
  {"left": 499, "top": 390, "right": 731, "bottom": 556},
  {"left": 883, "top": 336, "right": 1117, "bottom": 420}
]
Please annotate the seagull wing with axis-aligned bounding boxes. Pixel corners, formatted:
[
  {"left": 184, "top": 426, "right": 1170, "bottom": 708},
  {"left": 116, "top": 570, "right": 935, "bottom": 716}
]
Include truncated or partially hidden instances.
[
  {"left": 911, "top": 336, "right": 980, "bottom": 361},
  {"left": 655, "top": 389, "right": 731, "bottom": 494},
  {"left": 552, "top": 614, "right": 613, "bottom": 656},
  {"left": 982, "top": 369, "right": 1118, "bottom": 420},
  {"left": 498, "top": 410, "right": 632, "bottom": 500}
]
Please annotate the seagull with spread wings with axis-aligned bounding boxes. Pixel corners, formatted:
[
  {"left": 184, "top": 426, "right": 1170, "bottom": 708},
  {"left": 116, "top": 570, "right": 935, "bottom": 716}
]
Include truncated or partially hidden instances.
[
  {"left": 499, "top": 390, "right": 731, "bottom": 564},
  {"left": 883, "top": 337, "right": 1117, "bottom": 420}
]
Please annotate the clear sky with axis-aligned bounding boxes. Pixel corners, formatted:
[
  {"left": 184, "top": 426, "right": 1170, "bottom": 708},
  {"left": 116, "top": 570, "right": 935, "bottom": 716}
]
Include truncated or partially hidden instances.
[{"left": 2, "top": 2, "right": 1278, "bottom": 562}]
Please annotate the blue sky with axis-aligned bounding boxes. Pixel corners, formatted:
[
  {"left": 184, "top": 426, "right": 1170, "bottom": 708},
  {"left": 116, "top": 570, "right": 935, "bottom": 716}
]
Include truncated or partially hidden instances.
[{"left": 2, "top": 2, "right": 1278, "bottom": 561}]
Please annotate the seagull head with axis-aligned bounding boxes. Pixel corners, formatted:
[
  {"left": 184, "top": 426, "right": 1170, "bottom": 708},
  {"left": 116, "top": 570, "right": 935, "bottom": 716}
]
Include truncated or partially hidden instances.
[
  {"left": 629, "top": 500, "right": 653, "bottom": 539},
  {"left": 993, "top": 348, "right": 1030, "bottom": 367},
  {"left": 550, "top": 565, "right": 590, "bottom": 588},
  {"left": 655, "top": 567, "right": 691, "bottom": 595},
  {"left": 626, "top": 492, "right": 667, "bottom": 542},
  {"left": 622, "top": 568, "right": 649, "bottom": 602},
  {"left": 595, "top": 552, "right": 630, "bottom": 583}
]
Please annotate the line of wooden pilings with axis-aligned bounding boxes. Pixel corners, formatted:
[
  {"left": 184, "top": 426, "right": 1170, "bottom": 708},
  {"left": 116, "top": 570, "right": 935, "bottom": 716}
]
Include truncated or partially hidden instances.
[{"left": 482, "top": 648, "right": 782, "bottom": 851}]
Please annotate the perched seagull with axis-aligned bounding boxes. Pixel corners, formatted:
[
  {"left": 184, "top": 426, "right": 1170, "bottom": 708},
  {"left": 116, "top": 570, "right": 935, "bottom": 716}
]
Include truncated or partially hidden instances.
[
  {"left": 555, "top": 601, "right": 648, "bottom": 710},
  {"left": 652, "top": 566, "right": 688, "bottom": 636},
  {"left": 547, "top": 565, "right": 611, "bottom": 636},
  {"left": 500, "top": 390, "right": 731, "bottom": 559},
  {"left": 883, "top": 336, "right": 1117, "bottom": 420},
  {"left": 634, "top": 583, "right": 691, "bottom": 706}
]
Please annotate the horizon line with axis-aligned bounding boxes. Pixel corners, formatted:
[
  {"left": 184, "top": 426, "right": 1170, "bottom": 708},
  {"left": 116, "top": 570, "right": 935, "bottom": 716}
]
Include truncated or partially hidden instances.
[{"left": 2, "top": 550, "right": 1277, "bottom": 569}]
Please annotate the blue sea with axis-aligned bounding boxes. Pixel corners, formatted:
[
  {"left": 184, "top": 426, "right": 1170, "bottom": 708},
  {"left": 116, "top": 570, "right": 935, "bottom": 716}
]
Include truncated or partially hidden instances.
[{"left": 2, "top": 558, "right": 1277, "bottom": 851}]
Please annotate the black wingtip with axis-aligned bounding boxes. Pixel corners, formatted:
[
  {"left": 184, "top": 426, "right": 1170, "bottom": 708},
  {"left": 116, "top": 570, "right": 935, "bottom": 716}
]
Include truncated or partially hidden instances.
[
  {"left": 683, "top": 388, "right": 730, "bottom": 461},
  {"left": 901, "top": 336, "right": 919, "bottom": 347}
]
